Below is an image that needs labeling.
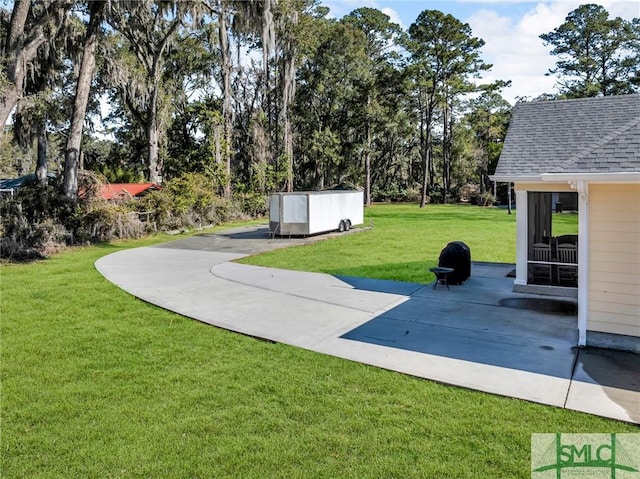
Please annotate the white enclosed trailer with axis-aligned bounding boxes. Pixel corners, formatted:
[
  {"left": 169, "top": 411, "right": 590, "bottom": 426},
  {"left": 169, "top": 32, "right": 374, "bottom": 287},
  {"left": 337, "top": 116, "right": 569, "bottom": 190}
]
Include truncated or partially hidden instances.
[{"left": 269, "top": 190, "right": 364, "bottom": 236}]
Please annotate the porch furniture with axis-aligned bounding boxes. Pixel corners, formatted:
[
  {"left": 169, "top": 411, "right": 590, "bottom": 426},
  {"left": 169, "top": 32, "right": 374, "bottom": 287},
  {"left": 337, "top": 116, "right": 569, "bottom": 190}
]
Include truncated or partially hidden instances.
[
  {"left": 556, "top": 234, "right": 578, "bottom": 246},
  {"left": 531, "top": 242, "right": 553, "bottom": 285},
  {"left": 430, "top": 267, "right": 454, "bottom": 290},
  {"left": 556, "top": 243, "right": 578, "bottom": 287}
]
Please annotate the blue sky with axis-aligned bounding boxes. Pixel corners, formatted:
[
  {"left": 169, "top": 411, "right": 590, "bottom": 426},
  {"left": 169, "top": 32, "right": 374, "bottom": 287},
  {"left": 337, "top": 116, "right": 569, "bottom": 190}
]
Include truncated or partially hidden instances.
[{"left": 322, "top": 1, "right": 640, "bottom": 104}]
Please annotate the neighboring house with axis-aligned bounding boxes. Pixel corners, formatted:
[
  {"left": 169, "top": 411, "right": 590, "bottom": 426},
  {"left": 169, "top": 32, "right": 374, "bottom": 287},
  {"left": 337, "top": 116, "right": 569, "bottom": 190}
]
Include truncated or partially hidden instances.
[
  {"left": 100, "top": 183, "right": 160, "bottom": 200},
  {"left": 491, "top": 94, "right": 639, "bottom": 351},
  {"left": 0, "top": 177, "right": 160, "bottom": 201},
  {"left": 0, "top": 173, "right": 56, "bottom": 196},
  {"left": 0, "top": 176, "right": 26, "bottom": 197}
]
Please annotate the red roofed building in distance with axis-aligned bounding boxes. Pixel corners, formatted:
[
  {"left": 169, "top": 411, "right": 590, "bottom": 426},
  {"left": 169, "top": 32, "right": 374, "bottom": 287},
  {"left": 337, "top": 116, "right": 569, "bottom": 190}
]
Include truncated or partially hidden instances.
[{"left": 100, "top": 183, "right": 161, "bottom": 200}]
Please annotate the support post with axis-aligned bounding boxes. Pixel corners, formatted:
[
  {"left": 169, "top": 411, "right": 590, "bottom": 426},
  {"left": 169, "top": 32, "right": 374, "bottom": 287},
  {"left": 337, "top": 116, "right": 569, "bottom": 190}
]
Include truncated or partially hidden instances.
[
  {"left": 577, "top": 181, "right": 589, "bottom": 347},
  {"left": 515, "top": 188, "right": 528, "bottom": 287}
]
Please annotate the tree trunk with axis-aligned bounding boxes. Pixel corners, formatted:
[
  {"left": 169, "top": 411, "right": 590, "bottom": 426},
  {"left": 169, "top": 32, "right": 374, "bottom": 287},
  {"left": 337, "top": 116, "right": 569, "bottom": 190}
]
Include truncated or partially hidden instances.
[
  {"left": 1, "top": 0, "right": 30, "bottom": 133},
  {"left": 251, "top": 114, "right": 269, "bottom": 193},
  {"left": 262, "top": 0, "right": 275, "bottom": 94},
  {"left": 281, "top": 11, "right": 298, "bottom": 193},
  {"left": 419, "top": 89, "right": 436, "bottom": 208},
  {"left": 35, "top": 128, "right": 47, "bottom": 186},
  {"left": 442, "top": 97, "right": 453, "bottom": 201},
  {"left": 262, "top": 0, "right": 276, "bottom": 166},
  {"left": 420, "top": 126, "right": 432, "bottom": 208},
  {"left": 106, "top": 3, "right": 181, "bottom": 187},
  {"left": 214, "top": 121, "right": 222, "bottom": 174},
  {"left": 283, "top": 113, "right": 294, "bottom": 192},
  {"left": 6, "top": 0, "right": 30, "bottom": 49},
  {"left": 364, "top": 95, "right": 372, "bottom": 206},
  {"left": 365, "top": 149, "right": 371, "bottom": 206},
  {"left": 63, "top": 1, "right": 104, "bottom": 199},
  {"left": 0, "top": 89, "right": 21, "bottom": 138},
  {"left": 145, "top": 20, "right": 180, "bottom": 186},
  {"left": 219, "top": 3, "right": 233, "bottom": 198},
  {"left": 419, "top": 104, "right": 433, "bottom": 207},
  {"left": 479, "top": 118, "right": 490, "bottom": 195},
  {"left": 419, "top": 106, "right": 427, "bottom": 208},
  {"left": 147, "top": 111, "right": 161, "bottom": 183},
  {"left": 146, "top": 81, "right": 162, "bottom": 183}
]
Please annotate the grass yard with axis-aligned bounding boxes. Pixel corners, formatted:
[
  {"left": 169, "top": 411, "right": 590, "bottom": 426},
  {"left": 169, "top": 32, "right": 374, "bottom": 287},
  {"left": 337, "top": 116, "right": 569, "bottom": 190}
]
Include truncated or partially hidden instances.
[
  {"left": 241, "top": 203, "right": 578, "bottom": 284},
  {"left": 3, "top": 205, "right": 629, "bottom": 479}
]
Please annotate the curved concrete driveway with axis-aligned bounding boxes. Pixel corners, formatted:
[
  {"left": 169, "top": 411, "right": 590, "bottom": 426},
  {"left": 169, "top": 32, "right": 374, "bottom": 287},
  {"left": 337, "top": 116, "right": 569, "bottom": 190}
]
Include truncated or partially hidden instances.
[{"left": 95, "top": 225, "right": 640, "bottom": 424}]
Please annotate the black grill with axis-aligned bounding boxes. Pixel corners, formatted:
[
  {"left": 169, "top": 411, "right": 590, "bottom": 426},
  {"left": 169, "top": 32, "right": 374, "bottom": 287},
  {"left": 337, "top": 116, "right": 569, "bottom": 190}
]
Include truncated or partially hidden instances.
[{"left": 438, "top": 241, "right": 471, "bottom": 285}]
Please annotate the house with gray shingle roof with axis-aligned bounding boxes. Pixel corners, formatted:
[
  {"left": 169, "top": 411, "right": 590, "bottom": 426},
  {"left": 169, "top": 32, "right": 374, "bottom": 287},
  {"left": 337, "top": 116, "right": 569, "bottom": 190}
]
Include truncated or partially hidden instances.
[{"left": 491, "top": 94, "right": 639, "bottom": 351}]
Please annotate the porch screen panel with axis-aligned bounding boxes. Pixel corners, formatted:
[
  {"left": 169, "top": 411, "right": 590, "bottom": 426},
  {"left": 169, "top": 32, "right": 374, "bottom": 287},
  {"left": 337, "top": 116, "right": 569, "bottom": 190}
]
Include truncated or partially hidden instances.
[{"left": 528, "top": 192, "right": 552, "bottom": 248}]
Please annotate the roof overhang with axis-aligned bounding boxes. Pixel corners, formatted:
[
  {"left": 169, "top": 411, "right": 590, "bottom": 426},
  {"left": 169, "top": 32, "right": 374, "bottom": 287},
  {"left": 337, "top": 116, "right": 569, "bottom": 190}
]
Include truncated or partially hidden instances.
[
  {"left": 540, "top": 172, "right": 640, "bottom": 183},
  {"left": 489, "top": 175, "right": 540, "bottom": 183},
  {"left": 491, "top": 172, "right": 640, "bottom": 184}
]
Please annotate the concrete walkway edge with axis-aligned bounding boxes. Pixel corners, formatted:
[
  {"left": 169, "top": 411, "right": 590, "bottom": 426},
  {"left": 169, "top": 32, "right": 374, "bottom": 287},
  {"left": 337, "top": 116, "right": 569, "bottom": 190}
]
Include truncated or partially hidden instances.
[{"left": 95, "top": 231, "right": 639, "bottom": 424}]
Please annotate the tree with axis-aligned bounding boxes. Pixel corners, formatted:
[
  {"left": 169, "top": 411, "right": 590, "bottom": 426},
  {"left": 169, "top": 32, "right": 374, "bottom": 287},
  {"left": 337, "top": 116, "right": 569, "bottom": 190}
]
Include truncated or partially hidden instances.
[
  {"left": 62, "top": 1, "right": 107, "bottom": 199},
  {"left": 540, "top": 4, "right": 640, "bottom": 97},
  {"left": 342, "top": 7, "right": 402, "bottom": 205},
  {"left": 229, "top": 0, "right": 277, "bottom": 194},
  {"left": 276, "top": 0, "right": 301, "bottom": 192},
  {"left": 216, "top": 0, "right": 233, "bottom": 197},
  {"left": 367, "top": 66, "right": 416, "bottom": 203},
  {"left": 0, "top": 0, "right": 72, "bottom": 140},
  {"left": 295, "top": 20, "right": 369, "bottom": 190},
  {"left": 408, "top": 10, "right": 491, "bottom": 205},
  {"left": 462, "top": 90, "right": 511, "bottom": 194},
  {"left": 105, "top": 1, "right": 187, "bottom": 183},
  {"left": 6, "top": 1, "right": 83, "bottom": 188}
]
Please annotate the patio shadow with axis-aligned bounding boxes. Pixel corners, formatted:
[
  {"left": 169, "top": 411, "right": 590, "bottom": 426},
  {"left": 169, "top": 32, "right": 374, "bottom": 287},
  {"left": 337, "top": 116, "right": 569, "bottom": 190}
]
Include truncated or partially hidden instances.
[{"left": 338, "top": 264, "right": 582, "bottom": 380}]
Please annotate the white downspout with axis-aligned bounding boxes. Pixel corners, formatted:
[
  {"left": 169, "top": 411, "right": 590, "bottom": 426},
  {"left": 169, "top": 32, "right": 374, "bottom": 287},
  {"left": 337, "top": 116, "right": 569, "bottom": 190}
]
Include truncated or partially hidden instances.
[
  {"left": 576, "top": 181, "right": 589, "bottom": 347},
  {"left": 515, "top": 189, "right": 528, "bottom": 286}
]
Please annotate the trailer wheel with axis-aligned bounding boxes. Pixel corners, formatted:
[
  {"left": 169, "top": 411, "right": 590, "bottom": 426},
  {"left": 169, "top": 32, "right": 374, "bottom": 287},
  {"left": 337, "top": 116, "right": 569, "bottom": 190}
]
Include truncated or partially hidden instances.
[
  {"left": 345, "top": 219, "right": 352, "bottom": 231},
  {"left": 338, "top": 220, "right": 346, "bottom": 233}
]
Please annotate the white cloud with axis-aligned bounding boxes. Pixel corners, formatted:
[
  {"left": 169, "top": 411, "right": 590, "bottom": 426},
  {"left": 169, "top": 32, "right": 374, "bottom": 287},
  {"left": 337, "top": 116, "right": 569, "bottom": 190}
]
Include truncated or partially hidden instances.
[
  {"left": 323, "top": 0, "right": 638, "bottom": 103},
  {"left": 459, "top": 0, "right": 540, "bottom": 2},
  {"left": 467, "top": 8, "right": 553, "bottom": 103},
  {"left": 381, "top": 7, "right": 405, "bottom": 28},
  {"left": 323, "top": 0, "right": 405, "bottom": 28},
  {"left": 466, "top": 1, "right": 639, "bottom": 104},
  {"left": 323, "top": 0, "right": 381, "bottom": 19}
]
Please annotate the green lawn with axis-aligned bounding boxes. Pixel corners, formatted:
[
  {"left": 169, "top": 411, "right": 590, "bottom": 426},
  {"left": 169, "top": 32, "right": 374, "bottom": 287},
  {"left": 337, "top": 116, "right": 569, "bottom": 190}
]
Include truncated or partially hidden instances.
[
  {"left": 240, "top": 204, "right": 579, "bottom": 284},
  {"left": 3, "top": 206, "right": 631, "bottom": 479},
  {"left": 241, "top": 203, "right": 519, "bottom": 283}
]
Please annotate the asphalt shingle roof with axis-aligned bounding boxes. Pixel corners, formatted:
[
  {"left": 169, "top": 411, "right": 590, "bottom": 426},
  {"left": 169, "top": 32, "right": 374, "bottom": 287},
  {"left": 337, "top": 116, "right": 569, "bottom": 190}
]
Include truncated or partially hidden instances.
[{"left": 493, "top": 94, "right": 640, "bottom": 179}]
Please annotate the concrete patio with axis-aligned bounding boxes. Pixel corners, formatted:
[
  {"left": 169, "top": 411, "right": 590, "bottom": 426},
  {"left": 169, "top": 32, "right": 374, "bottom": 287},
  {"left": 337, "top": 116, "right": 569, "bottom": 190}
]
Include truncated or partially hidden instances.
[{"left": 95, "top": 225, "right": 640, "bottom": 424}]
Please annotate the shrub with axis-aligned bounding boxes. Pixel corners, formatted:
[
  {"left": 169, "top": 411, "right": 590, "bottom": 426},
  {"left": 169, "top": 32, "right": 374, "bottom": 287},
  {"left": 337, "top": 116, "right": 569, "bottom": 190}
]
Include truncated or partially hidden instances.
[
  {"left": 165, "top": 173, "right": 216, "bottom": 215},
  {"left": 372, "top": 184, "right": 408, "bottom": 203},
  {"left": 234, "top": 192, "right": 268, "bottom": 218},
  {"left": 459, "top": 184, "right": 480, "bottom": 203},
  {"left": 136, "top": 173, "right": 244, "bottom": 230},
  {"left": 469, "top": 191, "right": 496, "bottom": 207},
  {"left": 0, "top": 171, "right": 266, "bottom": 260},
  {"left": 0, "top": 178, "right": 76, "bottom": 259},
  {"left": 136, "top": 188, "right": 177, "bottom": 230},
  {"left": 428, "top": 185, "right": 444, "bottom": 204},
  {"left": 74, "top": 203, "right": 145, "bottom": 243},
  {"left": 0, "top": 173, "right": 143, "bottom": 259},
  {"left": 0, "top": 208, "right": 69, "bottom": 260},
  {"left": 477, "top": 191, "right": 497, "bottom": 207}
]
